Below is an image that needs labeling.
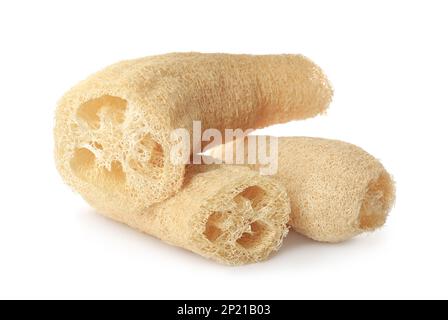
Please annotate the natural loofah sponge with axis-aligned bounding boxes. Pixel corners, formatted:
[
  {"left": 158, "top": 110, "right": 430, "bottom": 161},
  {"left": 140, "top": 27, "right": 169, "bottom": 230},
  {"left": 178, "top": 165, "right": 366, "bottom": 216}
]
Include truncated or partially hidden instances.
[
  {"left": 54, "top": 52, "right": 332, "bottom": 215},
  {"left": 211, "top": 137, "right": 395, "bottom": 243},
  {"left": 100, "top": 164, "right": 290, "bottom": 265}
]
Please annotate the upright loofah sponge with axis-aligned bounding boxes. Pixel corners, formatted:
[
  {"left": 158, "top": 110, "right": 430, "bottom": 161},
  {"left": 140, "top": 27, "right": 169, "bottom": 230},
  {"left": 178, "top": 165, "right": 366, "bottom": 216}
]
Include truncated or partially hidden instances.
[
  {"left": 54, "top": 53, "right": 332, "bottom": 215},
  {"left": 211, "top": 137, "right": 395, "bottom": 243},
  {"left": 100, "top": 165, "right": 290, "bottom": 265}
]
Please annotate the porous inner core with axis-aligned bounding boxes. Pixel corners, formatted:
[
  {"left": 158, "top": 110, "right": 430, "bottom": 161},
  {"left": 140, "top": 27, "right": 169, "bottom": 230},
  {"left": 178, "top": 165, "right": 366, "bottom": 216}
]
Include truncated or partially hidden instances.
[
  {"left": 70, "top": 95, "right": 165, "bottom": 192},
  {"left": 203, "top": 186, "right": 269, "bottom": 249},
  {"left": 359, "top": 172, "right": 394, "bottom": 230}
]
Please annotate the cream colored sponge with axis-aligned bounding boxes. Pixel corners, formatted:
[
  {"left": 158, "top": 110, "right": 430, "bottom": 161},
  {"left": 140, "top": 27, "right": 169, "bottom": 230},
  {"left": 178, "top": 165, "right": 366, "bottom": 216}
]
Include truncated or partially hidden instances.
[
  {"left": 101, "top": 165, "right": 290, "bottom": 265},
  {"left": 54, "top": 52, "right": 332, "bottom": 215},
  {"left": 212, "top": 137, "right": 396, "bottom": 243}
]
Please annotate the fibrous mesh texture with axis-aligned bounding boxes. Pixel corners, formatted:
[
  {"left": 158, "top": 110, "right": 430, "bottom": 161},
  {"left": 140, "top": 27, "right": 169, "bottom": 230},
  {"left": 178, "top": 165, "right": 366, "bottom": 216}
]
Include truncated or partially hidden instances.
[
  {"left": 211, "top": 137, "right": 396, "bottom": 243},
  {"left": 102, "top": 165, "right": 290, "bottom": 265},
  {"left": 54, "top": 52, "right": 332, "bottom": 215}
]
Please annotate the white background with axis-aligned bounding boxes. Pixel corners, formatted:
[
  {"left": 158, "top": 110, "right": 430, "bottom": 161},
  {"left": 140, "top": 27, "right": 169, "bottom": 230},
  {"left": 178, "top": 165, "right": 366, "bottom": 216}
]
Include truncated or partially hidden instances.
[{"left": 0, "top": 0, "right": 447, "bottom": 300}]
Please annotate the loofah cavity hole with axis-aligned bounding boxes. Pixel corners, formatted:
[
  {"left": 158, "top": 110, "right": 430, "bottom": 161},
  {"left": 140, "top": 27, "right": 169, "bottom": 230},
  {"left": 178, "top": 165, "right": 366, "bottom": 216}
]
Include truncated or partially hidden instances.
[
  {"left": 236, "top": 221, "right": 268, "bottom": 249},
  {"left": 235, "top": 186, "right": 270, "bottom": 248},
  {"left": 77, "top": 95, "right": 127, "bottom": 129},
  {"left": 129, "top": 134, "right": 165, "bottom": 179},
  {"left": 237, "top": 186, "right": 267, "bottom": 209},
  {"left": 359, "top": 172, "right": 394, "bottom": 230},
  {"left": 203, "top": 213, "right": 225, "bottom": 242},
  {"left": 70, "top": 148, "right": 126, "bottom": 192},
  {"left": 203, "top": 185, "right": 269, "bottom": 250}
]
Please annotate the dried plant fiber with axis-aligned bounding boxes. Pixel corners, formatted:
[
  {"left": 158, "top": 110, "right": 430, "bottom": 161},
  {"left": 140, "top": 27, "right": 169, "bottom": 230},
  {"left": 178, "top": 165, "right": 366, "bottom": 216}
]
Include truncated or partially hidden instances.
[
  {"left": 211, "top": 137, "right": 395, "bottom": 243},
  {"left": 54, "top": 52, "right": 332, "bottom": 215},
  {"left": 100, "top": 164, "right": 290, "bottom": 265}
]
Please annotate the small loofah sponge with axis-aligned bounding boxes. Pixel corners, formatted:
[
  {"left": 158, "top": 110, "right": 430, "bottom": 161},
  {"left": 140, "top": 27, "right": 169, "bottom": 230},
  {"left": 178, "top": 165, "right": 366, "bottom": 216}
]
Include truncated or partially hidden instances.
[
  {"left": 211, "top": 137, "right": 396, "bottom": 243},
  {"left": 54, "top": 52, "right": 332, "bottom": 215},
  {"left": 99, "top": 165, "right": 290, "bottom": 265}
]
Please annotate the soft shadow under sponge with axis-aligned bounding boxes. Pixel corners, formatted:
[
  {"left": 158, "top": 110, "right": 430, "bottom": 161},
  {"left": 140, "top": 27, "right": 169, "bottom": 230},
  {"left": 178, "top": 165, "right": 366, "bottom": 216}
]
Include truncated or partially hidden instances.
[
  {"left": 54, "top": 52, "right": 332, "bottom": 215},
  {"left": 211, "top": 137, "right": 396, "bottom": 243}
]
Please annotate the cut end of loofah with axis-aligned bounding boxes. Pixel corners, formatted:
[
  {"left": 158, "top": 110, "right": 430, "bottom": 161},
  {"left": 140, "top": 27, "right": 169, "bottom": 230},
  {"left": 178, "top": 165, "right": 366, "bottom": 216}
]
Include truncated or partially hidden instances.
[
  {"left": 191, "top": 169, "right": 290, "bottom": 265},
  {"left": 55, "top": 90, "right": 185, "bottom": 215},
  {"left": 359, "top": 172, "right": 395, "bottom": 231}
]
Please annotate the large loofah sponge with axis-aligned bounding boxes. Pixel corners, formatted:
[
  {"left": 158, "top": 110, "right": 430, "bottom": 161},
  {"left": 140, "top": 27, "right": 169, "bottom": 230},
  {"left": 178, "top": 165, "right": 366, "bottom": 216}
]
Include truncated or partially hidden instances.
[
  {"left": 99, "top": 165, "right": 290, "bottom": 265},
  {"left": 211, "top": 137, "right": 396, "bottom": 243},
  {"left": 54, "top": 52, "right": 332, "bottom": 215}
]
